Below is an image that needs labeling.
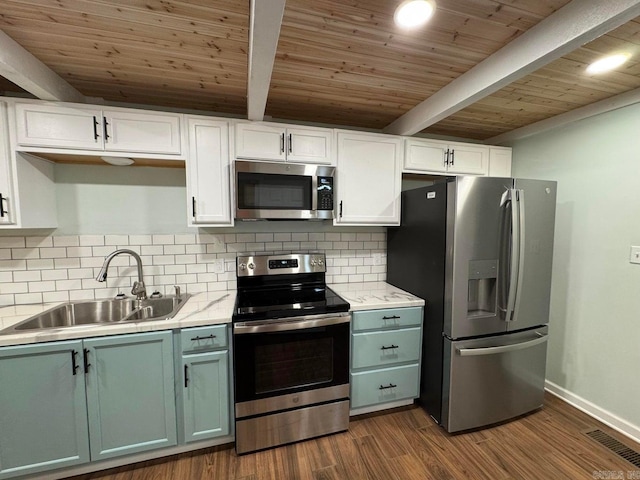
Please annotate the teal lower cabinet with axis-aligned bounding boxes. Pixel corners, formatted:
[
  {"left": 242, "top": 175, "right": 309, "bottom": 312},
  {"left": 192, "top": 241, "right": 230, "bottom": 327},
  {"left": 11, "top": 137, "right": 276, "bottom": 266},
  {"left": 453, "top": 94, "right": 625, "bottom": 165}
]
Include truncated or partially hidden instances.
[
  {"left": 84, "top": 331, "right": 177, "bottom": 460},
  {"left": 0, "top": 340, "right": 90, "bottom": 480},
  {"left": 177, "top": 325, "right": 230, "bottom": 443},
  {"left": 350, "top": 306, "right": 423, "bottom": 414},
  {"left": 0, "top": 331, "right": 176, "bottom": 479}
]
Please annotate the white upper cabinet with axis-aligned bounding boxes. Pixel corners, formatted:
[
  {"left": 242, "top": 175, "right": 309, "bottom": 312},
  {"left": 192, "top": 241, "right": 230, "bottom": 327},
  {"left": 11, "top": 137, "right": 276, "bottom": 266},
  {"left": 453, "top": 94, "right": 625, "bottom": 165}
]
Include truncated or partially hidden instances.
[
  {"left": 335, "top": 131, "right": 402, "bottom": 226},
  {"left": 404, "top": 138, "right": 488, "bottom": 175},
  {"left": 14, "top": 102, "right": 183, "bottom": 157},
  {"left": 0, "top": 102, "right": 13, "bottom": 225},
  {"left": 186, "top": 116, "right": 233, "bottom": 227},
  {"left": 488, "top": 146, "right": 512, "bottom": 177},
  {"left": 235, "top": 122, "right": 333, "bottom": 165}
]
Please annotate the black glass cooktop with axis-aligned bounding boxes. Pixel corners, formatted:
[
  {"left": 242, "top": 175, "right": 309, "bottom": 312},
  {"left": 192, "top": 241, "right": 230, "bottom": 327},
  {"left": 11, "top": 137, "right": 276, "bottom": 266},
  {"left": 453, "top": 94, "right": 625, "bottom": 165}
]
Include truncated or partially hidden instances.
[{"left": 233, "top": 285, "right": 350, "bottom": 322}]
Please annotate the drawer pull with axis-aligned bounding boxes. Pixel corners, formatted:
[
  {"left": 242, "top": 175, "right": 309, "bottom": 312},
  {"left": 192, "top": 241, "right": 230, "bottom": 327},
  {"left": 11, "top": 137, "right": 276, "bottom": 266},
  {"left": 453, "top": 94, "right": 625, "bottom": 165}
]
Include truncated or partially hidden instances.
[
  {"left": 191, "top": 334, "right": 216, "bottom": 342},
  {"left": 380, "top": 344, "right": 398, "bottom": 350},
  {"left": 382, "top": 315, "right": 400, "bottom": 320},
  {"left": 379, "top": 383, "right": 397, "bottom": 390}
]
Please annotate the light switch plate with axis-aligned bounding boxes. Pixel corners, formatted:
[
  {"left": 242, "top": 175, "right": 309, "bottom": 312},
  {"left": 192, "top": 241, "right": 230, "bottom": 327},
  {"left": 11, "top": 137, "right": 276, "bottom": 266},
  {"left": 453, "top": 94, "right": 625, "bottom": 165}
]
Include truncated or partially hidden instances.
[{"left": 630, "top": 246, "right": 640, "bottom": 264}]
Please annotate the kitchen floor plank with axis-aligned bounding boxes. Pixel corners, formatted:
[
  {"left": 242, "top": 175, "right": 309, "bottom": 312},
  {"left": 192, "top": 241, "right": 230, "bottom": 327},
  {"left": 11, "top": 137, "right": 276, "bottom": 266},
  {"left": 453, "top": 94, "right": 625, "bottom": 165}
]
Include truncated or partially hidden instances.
[{"left": 67, "top": 393, "right": 640, "bottom": 480}]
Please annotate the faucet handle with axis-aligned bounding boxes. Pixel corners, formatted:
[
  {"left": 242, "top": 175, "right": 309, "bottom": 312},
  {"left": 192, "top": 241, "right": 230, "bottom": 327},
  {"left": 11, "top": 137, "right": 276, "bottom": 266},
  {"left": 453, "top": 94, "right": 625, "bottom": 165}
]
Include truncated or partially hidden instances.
[
  {"left": 131, "top": 281, "right": 147, "bottom": 300},
  {"left": 174, "top": 285, "right": 181, "bottom": 297}
]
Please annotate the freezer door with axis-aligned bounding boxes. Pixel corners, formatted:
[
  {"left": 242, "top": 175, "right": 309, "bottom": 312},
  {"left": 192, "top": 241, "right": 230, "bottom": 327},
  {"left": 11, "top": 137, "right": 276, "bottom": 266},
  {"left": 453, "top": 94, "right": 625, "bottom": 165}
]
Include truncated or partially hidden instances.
[
  {"left": 447, "top": 176, "right": 513, "bottom": 338},
  {"left": 509, "top": 179, "right": 557, "bottom": 332},
  {"left": 442, "top": 327, "right": 548, "bottom": 433}
]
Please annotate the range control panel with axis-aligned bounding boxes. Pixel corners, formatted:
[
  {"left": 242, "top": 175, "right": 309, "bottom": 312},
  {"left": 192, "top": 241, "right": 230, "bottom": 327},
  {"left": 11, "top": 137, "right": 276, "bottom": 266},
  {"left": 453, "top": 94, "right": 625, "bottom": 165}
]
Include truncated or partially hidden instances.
[{"left": 237, "top": 253, "right": 326, "bottom": 277}]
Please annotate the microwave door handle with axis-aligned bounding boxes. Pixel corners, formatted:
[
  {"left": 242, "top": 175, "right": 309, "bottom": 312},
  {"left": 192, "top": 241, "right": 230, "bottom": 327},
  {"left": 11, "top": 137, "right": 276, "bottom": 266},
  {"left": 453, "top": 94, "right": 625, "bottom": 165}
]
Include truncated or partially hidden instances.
[{"left": 311, "top": 174, "right": 318, "bottom": 215}]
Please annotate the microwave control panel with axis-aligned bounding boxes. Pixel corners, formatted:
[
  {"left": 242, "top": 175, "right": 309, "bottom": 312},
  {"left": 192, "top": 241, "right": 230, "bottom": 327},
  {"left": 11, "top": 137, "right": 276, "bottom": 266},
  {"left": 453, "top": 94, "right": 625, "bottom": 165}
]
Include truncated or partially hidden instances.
[{"left": 317, "top": 176, "right": 334, "bottom": 211}]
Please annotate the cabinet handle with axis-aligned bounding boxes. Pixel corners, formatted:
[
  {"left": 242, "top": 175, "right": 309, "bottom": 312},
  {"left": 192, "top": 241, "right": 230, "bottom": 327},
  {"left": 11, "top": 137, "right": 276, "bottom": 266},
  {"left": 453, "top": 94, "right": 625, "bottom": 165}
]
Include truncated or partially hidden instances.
[
  {"left": 288, "top": 133, "right": 292, "bottom": 153},
  {"left": 71, "top": 350, "right": 80, "bottom": 375},
  {"left": 0, "top": 193, "right": 6, "bottom": 218},
  {"left": 380, "top": 344, "right": 398, "bottom": 351},
  {"left": 191, "top": 334, "right": 216, "bottom": 341},
  {"left": 444, "top": 149, "right": 450, "bottom": 166},
  {"left": 184, "top": 364, "right": 189, "bottom": 388},
  {"left": 280, "top": 133, "right": 285, "bottom": 153},
  {"left": 103, "top": 118, "right": 110, "bottom": 142},
  {"left": 191, "top": 196, "right": 196, "bottom": 218},
  {"left": 92, "top": 116, "right": 100, "bottom": 140},
  {"left": 339, "top": 201, "right": 343, "bottom": 218},
  {"left": 450, "top": 149, "right": 455, "bottom": 166},
  {"left": 379, "top": 383, "right": 397, "bottom": 390},
  {"left": 83, "top": 348, "right": 91, "bottom": 374},
  {"left": 382, "top": 315, "right": 400, "bottom": 320}
]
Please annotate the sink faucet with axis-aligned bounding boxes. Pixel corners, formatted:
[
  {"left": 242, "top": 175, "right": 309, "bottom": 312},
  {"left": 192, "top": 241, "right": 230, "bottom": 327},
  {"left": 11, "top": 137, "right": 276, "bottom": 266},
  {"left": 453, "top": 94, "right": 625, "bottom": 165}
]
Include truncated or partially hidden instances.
[{"left": 96, "top": 249, "right": 147, "bottom": 300}]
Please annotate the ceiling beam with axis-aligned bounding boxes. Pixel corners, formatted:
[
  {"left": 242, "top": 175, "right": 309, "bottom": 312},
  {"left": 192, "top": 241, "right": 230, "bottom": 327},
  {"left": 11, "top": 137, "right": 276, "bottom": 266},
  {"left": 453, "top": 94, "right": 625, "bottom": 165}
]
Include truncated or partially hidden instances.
[
  {"left": 247, "top": 0, "right": 286, "bottom": 121},
  {"left": 0, "top": 30, "right": 85, "bottom": 103},
  {"left": 384, "top": 0, "right": 640, "bottom": 136},
  {"left": 486, "top": 87, "right": 640, "bottom": 145}
]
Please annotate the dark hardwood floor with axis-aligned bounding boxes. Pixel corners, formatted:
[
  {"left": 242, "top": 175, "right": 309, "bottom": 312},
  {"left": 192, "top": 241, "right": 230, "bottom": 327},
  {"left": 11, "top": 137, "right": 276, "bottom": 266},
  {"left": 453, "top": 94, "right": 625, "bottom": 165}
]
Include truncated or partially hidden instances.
[{"left": 69, "top": 393, "right": 640, "bottom": 479}]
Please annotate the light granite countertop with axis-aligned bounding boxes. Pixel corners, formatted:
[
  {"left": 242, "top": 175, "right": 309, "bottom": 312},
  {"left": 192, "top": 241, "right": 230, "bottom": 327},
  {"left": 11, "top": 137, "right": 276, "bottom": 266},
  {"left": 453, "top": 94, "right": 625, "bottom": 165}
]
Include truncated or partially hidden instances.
[
  {"left": 330, "top": 281, "right": 425, "bottom": 311},
  {"left": 0, "top": 282, "right": 424, "bottom": 347},
  {"left": 0, "top": 291, "right": 236, "bottom": 347}
]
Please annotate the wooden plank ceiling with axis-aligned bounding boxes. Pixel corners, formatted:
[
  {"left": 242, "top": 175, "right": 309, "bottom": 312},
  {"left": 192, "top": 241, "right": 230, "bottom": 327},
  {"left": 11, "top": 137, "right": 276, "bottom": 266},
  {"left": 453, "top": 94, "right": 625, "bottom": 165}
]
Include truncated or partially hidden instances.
[{"left": 0, "top": 0, "right": 639, "bottom": 142}]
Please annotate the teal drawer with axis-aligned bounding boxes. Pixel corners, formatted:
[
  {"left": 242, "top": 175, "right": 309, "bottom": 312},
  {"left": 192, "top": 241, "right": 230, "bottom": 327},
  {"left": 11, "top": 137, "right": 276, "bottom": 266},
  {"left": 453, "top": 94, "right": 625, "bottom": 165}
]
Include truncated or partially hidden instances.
[
  {"left": 350, "top": 363, "right": 420, "bottom": 409},
  {"left": 181, "top": 325, "right": 228, "bottom": 353},
  {"left": 352, "top": 327, "right": 421, "bottom": 370},
  {"left": 352, "top": 307, "right": 422, "bottom": 332}
]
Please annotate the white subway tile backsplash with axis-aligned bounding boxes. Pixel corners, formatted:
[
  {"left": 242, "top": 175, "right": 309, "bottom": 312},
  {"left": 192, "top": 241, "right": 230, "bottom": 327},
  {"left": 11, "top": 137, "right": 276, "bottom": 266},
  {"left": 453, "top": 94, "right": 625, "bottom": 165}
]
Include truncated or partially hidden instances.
[
  {"left": 53, "top": 236, "right": 80, "bottom": 247},
  {"left": 1, "top": 282, "right": 28, "bottom": 294},
  {"left": 0, "top": 237, "right": 25, "bottom": 248},
  {"left": 1, "top": 231, "right": 386, "bottom": 305}
]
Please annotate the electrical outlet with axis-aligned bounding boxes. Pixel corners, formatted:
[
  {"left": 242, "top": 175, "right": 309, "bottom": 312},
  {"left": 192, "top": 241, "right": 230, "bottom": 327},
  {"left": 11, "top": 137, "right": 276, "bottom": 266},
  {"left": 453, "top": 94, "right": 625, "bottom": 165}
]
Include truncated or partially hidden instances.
[
  {"left": 630, "top": 246, "right": 640, "bottom": 265},
  {"left": 213, "top": 259, "right": 225, "bottom": 273}
]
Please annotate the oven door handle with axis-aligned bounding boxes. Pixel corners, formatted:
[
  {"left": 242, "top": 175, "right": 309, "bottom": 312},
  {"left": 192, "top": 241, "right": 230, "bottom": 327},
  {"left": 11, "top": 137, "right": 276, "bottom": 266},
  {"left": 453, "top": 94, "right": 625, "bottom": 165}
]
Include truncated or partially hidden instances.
[{"left": 234, "top": 313, "right": 350, "bottom": 334}]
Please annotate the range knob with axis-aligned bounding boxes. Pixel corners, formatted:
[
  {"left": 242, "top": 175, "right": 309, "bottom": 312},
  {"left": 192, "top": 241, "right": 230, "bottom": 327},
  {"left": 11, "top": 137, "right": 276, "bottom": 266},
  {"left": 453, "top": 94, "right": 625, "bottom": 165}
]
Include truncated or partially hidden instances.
[
  {"left": 318, "top": 259, "right": 324, "bottom": 266},
  {"left": 239, "top": 263, "right": 247, "bottom": 271},
  {"left": 248, "top": 262, "right": 255, "bottom": 270},
  {"left": 311, "top": 260, "right": 317, "bottom": 266}
]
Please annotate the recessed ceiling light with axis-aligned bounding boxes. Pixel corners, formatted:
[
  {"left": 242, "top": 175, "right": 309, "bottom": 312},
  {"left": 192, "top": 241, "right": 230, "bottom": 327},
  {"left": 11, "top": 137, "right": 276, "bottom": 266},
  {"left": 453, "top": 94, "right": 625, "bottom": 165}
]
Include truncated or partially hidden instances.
[
  {"left": 586, "top": 53, "right": 631, "bottom": 75},
  {"left": 101, "top": 156, "right": 135, "bottom": 166},
  {"left": 394, "top": 0, "right": 436, "bottom": 29}
]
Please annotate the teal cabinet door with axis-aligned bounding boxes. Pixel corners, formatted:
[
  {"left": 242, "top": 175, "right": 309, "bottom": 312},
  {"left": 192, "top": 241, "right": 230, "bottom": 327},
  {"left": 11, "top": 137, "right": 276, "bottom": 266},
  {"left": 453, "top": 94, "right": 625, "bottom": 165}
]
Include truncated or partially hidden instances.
[
  {"left": 0, "top": 340, "right": 90, "bottom": 479},
  {"left": 84, "top": 331, "right": 177, "bottom": 460},
  {"left": 181, "top": 350, "right": 229, "bottom": 442}
]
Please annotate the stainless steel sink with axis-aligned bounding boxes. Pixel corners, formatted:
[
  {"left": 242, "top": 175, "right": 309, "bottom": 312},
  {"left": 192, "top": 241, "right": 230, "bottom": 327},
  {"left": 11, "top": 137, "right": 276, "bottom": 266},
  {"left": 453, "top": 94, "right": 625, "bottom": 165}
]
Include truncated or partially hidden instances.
[{"left": 2, "top": 295, "right": 191, "bottom": 333}]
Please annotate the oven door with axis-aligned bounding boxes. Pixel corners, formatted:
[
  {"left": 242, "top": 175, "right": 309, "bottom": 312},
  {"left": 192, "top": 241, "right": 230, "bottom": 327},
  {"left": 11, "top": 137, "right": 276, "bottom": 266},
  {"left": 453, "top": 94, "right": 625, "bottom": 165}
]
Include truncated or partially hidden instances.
[
  {"left": 233, "top": 314, "right": 350, "bottom": 417},
  {"left": 235, "top": 161, "right": 334, "bottom": 220}
]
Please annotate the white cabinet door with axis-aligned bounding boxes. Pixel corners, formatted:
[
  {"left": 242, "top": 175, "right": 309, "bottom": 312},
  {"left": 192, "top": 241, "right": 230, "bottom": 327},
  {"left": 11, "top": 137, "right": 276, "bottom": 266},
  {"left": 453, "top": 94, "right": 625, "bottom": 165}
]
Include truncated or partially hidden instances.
[
  {"left": 15, "top": 103, "right": 103, "bottom": 150},
  {"left": 447, "top": 142, "right": 488, "bottom": 175},
  {"left": 187, "top": 117, "right": 232, "bottom": 226},
  {"left": 489, "top": 147, "right": 512, "bottom": 177},
  {"left": 103, "top": 110, "right": 182, "bottom": 155},
  {"left": 286, "top": 127, "right": 333, "bottom": 164},
  {"left": 0, "top": 103, "right": 14, "bottom": 225},
  {"left": 404, "top": 138, "right": 448, "bottom": 173},
  {"left": 235, "top": 123, "right": 285, "bottom": 162},
  {"left": 336, "top": 132, "right": 402, "bottom": 226}
]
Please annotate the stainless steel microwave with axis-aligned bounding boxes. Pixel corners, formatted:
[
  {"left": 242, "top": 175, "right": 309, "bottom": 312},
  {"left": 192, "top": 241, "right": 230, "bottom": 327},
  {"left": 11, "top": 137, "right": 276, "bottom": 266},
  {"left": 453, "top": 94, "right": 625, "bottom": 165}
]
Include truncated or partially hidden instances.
[{"left": 235, "top": 160, "right": 335, "bottom": 220}]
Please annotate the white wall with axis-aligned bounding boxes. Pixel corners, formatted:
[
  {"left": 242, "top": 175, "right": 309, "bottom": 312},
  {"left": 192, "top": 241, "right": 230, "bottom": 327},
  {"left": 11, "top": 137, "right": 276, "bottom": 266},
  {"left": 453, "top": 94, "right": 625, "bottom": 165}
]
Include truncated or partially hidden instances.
[{"left": 511, "top": 102, "right": 640, "bottom": 436}]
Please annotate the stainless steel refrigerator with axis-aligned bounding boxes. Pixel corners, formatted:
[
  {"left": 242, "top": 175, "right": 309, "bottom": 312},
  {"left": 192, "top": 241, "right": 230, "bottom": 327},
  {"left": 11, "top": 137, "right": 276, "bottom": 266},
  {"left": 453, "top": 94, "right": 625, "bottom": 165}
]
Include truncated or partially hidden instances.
[{"left": 387, "top": 176, "right": 556, "bottom": 433}]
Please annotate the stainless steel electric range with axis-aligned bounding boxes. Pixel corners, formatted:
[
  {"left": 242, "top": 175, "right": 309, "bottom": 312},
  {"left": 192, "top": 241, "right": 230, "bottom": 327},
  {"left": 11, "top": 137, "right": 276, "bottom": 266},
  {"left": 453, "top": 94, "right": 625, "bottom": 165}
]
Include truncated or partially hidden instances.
[{"left": 232, "top": 253, "right": 351, "bottom": 454}]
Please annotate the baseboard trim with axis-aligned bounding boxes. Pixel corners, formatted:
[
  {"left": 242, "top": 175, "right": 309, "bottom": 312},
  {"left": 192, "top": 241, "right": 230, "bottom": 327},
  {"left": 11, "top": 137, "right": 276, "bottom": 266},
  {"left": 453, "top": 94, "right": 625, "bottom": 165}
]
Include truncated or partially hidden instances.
[{"left": 545, "top": 380, "right": 640, "bottom": 445}]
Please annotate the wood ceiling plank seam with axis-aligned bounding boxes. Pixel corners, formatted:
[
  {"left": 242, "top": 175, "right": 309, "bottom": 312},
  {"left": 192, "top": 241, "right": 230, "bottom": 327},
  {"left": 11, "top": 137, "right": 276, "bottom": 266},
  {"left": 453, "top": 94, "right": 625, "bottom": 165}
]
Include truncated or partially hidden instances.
[
  {"left": 3, "top": 37, "right": 249, "bottom": 72},
  {"left": 0, "top": 16, "right": 249, "bottom": 51},
  {"left": 496, "top": 83, "right": 610, "bottom": 103},
  {"left": 269, "top": 78, "right": 431, "bottom": 100},
  {"left": 2, "top": 0, "right": 249, "bottom": 36},
  {"left": 508, "top": 75, "right": 632, "bottom": 98}
]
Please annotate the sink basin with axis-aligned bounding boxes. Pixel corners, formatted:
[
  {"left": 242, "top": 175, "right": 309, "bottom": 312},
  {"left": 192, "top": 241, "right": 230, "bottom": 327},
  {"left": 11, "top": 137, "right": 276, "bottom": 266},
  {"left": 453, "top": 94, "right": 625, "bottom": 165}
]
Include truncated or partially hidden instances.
[{"left": 3, "top": 295, "right": 191, "bottom": 333}]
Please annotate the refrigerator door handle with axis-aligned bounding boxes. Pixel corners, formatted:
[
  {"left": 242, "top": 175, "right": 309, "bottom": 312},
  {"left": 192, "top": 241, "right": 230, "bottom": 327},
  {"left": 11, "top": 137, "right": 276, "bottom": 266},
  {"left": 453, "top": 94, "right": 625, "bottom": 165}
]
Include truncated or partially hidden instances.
[
  {"left": 504, "top": 188, "right": 520, "bottom": 322},
  {"left": 456, "top": 332, "right": 548, "bottom": 356},
  {"left": 513, "top": 189, "right": 526, "bottom": 321}
]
